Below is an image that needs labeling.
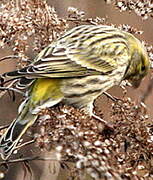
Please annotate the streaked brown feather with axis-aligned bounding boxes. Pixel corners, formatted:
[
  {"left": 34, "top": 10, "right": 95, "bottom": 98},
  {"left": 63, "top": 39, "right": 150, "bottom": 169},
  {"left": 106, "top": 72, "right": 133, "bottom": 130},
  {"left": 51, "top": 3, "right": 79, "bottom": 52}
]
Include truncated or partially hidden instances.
[{"left": 1, "top": 25, "right": 130, "bottom": 88}]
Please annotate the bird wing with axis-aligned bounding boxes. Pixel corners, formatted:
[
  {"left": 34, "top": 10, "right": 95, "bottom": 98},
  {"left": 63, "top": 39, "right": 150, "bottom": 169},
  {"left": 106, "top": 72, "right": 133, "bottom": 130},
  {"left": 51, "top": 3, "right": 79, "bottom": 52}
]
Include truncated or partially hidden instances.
[{"left": 5, "top": 25, "right": 130, "bottom": 79}]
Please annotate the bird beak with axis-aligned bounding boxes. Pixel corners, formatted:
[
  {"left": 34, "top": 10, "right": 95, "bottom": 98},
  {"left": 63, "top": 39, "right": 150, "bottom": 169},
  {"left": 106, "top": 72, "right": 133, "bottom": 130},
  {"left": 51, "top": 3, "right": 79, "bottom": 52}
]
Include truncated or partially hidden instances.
[{"left": 131, "top": 79, "right": 142, "bottom": 88}]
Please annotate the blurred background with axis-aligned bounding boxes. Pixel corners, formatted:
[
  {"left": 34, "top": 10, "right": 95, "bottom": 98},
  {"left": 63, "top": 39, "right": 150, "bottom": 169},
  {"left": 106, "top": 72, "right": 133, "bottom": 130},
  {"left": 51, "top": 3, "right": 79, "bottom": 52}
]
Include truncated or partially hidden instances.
[{"left": 0, "top": 0, "right": 153, "bottom": 179}]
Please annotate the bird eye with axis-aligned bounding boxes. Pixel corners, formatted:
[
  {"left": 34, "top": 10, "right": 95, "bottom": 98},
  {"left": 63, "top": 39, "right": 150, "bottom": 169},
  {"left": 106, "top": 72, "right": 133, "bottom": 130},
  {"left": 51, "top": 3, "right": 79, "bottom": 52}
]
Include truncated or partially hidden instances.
[{"left": 141, "top": 65, "right": 145, "bottom": 72}]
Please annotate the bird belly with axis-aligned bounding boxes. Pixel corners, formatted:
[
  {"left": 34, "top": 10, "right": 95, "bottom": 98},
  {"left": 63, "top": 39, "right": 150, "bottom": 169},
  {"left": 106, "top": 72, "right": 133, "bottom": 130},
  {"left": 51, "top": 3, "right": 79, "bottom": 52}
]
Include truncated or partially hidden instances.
[
  {"left": 28, "top": 65, "right": 126, "bottom": 115},
  {"left": 61, "top": 75, "right": 116, "bottom": 114}
]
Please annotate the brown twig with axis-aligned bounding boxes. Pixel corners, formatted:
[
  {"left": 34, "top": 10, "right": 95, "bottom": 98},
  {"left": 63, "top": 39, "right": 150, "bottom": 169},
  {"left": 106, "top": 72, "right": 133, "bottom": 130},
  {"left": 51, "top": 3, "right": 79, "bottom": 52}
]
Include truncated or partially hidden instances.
[
  {"left": 14, "top": 139, "right": 35, "bottom": 152},
  {"left": 103, "top": 92, "right": 119, "bottom": 101},
  {"left": 0, "top": 56, "right": 19, "bottom": 63},
  {"left": 0, "top": 124, "right": 9, "bottom": 131},
  {"left": 0, "top": 87, "right": 26, "bottom": 97},
  {"left": 0, "top": 156, "right": 61, "bottom": 165},
  {"left": 0, "top": 80, "right": 19, "bottom": 99},
  {"left": 23, "top": 160, "right": 33, "bottom": 180},
  {"left": 67, "top": 17, "right": 106, "bottom": 25}
]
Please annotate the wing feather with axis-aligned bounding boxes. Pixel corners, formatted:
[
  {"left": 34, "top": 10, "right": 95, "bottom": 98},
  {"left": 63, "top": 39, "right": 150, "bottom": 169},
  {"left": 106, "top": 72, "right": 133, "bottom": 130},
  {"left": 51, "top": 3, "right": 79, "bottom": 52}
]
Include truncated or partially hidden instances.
[{"left": 3, "top": 25, "right": 130, "bottom": 80}]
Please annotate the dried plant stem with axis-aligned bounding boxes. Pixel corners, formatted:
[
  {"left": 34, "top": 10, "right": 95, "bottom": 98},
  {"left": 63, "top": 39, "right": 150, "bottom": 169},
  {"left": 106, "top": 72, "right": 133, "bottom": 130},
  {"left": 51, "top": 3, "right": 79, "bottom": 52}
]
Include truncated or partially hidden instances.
[
  {"left": 0, "top": 156, "right": 60, "bottom": 165},
  {"left": 0, "top": 79, "right": 20, "bottom": 100},
  {"left": 0, "top": 83, "right": 13, "bottom": 99},
  {"left": 0, "top": 87, "right": 26, "bottom": 97},
  {"left": 103, "top": 92, "right": 119, "bottom": 101},
  {"left": 0, "top": 124, "right": 9, "bottom": 131},
  {"left": 15, "top": 0, "right": 21, "bottom": 10},
  {"left": 14, "top": 139, "right": 35, "bottom": 151},
  {"left": 0, "top": 56, "right": 19, "bottom": 63},
  {"left": 67, "top": 17, "right": 102, "bottom": 25}
]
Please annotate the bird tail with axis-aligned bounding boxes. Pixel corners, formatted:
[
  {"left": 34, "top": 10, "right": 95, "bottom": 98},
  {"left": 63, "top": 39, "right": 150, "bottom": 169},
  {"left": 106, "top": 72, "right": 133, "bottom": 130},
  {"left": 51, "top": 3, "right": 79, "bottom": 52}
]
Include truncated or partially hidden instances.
[
  {"left": 0, "top": 65, "right": 38, "bottom": 85},
  {"left": 0, "top": 101, "right": 38, "bottom": 160},
  {"left": 0, "top": 68, "right": 25, "bottom": 86},
  {"left": 0, "top": 68, "right": 35, "bottom": 90}
]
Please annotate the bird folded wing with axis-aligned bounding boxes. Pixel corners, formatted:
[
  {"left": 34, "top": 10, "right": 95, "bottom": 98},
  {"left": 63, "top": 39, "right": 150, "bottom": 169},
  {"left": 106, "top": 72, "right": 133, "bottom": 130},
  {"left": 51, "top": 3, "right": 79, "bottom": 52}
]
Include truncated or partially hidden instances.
[{"left": 3, "top": 33, "right": 129, "bottom": 79}]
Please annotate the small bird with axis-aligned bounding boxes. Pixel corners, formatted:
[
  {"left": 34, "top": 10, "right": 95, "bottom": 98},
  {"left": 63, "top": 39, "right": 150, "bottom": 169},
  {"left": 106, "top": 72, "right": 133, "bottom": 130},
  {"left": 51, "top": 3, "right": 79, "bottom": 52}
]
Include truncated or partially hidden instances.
[{"left": 0, "top": 25, "right": 150, "bottom": 160}]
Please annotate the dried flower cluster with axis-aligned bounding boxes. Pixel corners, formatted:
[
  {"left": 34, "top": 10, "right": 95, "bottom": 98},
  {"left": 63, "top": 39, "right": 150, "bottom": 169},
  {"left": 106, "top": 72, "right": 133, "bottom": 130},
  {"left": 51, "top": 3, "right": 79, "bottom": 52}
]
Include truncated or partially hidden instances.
[
  {"left": 111, "top": 98, "right": 153, "bottom": 179},
  {"left": 1, "top": 1, "right": 153, "bottom": 66},
  {"left": 142, "top": 42, "right": 153, "bottom": 63},
  {"left": 35, "top": 105, "right": 121, "bottom": 180},
  {"left": 105, "top": 0, "right": 153, "bottom": 20},
  {"left": 67, "top": 6, "right": 107, "bottom": 26},
  {"left": 0, "top": 0, "right": 153, "bottom": 180},
  {"left": 33, "top": 97, "right": 153, "bottom": 180},
  {"left": 103, "top": 0, "right": 153, "bottom": 62},
  {"left": 0, "top": 0, "right": 67, "bottom": 67}
]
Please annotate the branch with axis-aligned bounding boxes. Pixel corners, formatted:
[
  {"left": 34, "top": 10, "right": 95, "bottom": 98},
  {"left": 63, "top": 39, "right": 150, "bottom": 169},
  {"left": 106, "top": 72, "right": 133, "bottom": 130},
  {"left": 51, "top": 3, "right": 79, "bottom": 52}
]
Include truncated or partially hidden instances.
[
  {"left": 0, "top": 156, "right": 62, "bottom": 166},
  {"left": 103, "top": 92, "right": 119, "bottom": 101},
  {"left": 0, "top": 124, "right": 9, "bottom": 131},
  {"left": 0, "top": 87, "right": 26, "bottom": 97},
  {"left": 0, "top": 79, "right": 19, "bottom": 99},
  {"left": 0, "top": 56, "right": 19, "bottom": 63},
  {"left": 14, "top": 139, "right": 35, "bottom": 152}
]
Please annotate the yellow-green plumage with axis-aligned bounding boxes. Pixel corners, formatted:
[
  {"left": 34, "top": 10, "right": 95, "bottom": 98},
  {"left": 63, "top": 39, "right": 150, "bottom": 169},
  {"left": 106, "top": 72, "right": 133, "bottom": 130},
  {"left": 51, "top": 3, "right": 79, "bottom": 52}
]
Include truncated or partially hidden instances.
[
  {"left": 0, "top": 25, "right": 150, "bottom": 160},
  {"left": 30, "top": 79, "right": 63, "bottom": 107}
]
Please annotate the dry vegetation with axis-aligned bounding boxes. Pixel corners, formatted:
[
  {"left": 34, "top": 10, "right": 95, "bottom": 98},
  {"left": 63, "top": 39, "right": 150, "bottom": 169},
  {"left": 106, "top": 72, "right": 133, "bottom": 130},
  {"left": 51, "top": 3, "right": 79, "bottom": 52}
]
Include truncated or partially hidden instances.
[
  {"left": 0, "top": 0, "right": 153, "bottom": 180},
  {"left": 105, "top": 0, "right": 153, "bottom": 20}
]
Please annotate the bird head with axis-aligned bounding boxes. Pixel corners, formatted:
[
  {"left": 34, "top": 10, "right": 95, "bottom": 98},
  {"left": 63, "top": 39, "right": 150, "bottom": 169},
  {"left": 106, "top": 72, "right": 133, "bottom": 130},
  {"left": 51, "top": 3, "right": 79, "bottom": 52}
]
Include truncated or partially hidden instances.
[{"left": 124, "top": 43, "right": 150, "bottom": 88}]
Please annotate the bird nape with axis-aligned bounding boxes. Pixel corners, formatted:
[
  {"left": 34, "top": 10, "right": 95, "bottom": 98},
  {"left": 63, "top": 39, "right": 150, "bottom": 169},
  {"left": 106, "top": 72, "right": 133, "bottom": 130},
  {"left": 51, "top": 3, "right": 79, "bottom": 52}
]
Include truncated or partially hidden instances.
[{"left": 0, "top": 24, "right": 150, "bottom": 160}]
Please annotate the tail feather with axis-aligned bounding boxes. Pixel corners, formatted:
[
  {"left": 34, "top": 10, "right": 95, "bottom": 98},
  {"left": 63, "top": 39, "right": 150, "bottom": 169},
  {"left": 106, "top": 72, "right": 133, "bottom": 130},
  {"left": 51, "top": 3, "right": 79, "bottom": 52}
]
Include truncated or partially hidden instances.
[
  {"left": 2, "top": 66, "right": 37, "bottom": 80},
  {"left": 16, "top": 77, "right": 35, "bottom": 89},
  {"left": 0, "top": 65, "right": 32, "bottom": 85},
  {"left": 0, "top": 103, "right": 37, "bottom": 160},
  {"left": 0, "top": 70, "right": 21, "bottom": 87},
  {"left": 2, "top": 67, "right": 29, "bottom": 78},
  {"left": 0, "top": 70, "right": 35, "bottom": 90}
]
